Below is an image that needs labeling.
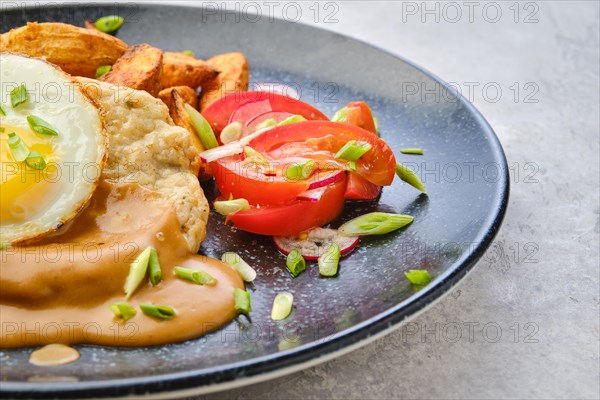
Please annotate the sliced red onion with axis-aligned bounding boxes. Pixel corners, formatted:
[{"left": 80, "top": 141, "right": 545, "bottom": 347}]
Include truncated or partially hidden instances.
[
  {"left": 307, "top": 170, "right": 345, "bottom": 190},
  {"left": 273, "top": 228, "right": 359, "bottom": 261},
  {"left": 296, "top": 186, "right": 327, "bottom": 202}
]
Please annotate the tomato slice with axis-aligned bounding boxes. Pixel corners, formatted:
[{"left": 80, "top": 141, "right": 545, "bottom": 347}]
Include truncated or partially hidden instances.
[
  {"left": 250, "top": 121, "right": 396, "bottom": 186},
  {"left": 228, "top": 174, "right": 347, "bottom": 236},
  {"left": 212, "top": 156, "right": 309, "bottom": 206},
  {"left": 202, "top": 91, "right": 329, "bottom": 133},
  {"left": 346, "top": 101, "right": 377, "bottom": 133},
  {"left": 344, "top": 172, "right": 381, "bottom": 200}
]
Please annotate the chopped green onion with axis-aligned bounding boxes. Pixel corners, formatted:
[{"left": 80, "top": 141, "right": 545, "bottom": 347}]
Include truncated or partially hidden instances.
[
  {"left": 331, "top": 106, "right": 347, "bottom": 123},
  {"left": 222, "top": 252, "right": 256, "bottom": 282},
  {"left": 213, "top": 198, "right": 250, "bottom": 216},
  {"left": 184, "top": 103, "right": 219, "bottom": 149},
  {"left": 220, "top": 121, "right": 243, "bottom": 144},
  {"left": 348, "top": 160, "right": 356, "bottom": 171},
  {"left": 234, "top": 288, "right": 252, "bottom": 314},
  {"left": 27, "top": 115, "right": 59, "bottom": 136},
  {"left": 373, "top": 116, "right": 379, "bottom": 133},
  {"left": 318, "top": 243, "right": 341, "bottom": 277},
  {"left": 277, "top": 115, "right": 306, "bottom": 126},
  {"left": 400, "top": 148, "right": 424, "bottom": 155},
  {"left": 124, "top": 246, "right": 152, "bottom": 298},
  {"left": 395, "top": 162, "right": 426, "bottom": 193},
  {"left": 285, "top": 159, "right": 316, "bottom": 180},
  {"left": 243, "top": 146, "right": 269, "bottom": 165},
  {"left": 0, "top": 127, "right": 5, "bottom": 133},
  {"left": 95, "top": 15, "right": 124, "bottom": 34},
  {"left": 271, "top": 292, "right": 294, "bottom": 321},
  {"left": 255, "top": 118, "right": 277, "bottom": 130},
  {"left": 139, "top": 303, "right": 176, "bottom": 319},
  {"left": 24, "top": 151, "right": 46, "bottom": 170},
  {"left": 286, "top": 249, "right": 306, "bottom": 277},
  {"left": 148, "top": 247, "right": 162, "bottom": 286},
  {"left": 405, "top": 269, "right": 432, "bottom": 285},
  {"left": 0, "top": 104, "right": 5, "bottom": 116},
  {"left": 182, "top": 50, "right": 195, "bottom": 57},
  {"left": 173, "top": 266, "right": 217, "bottom": 286},
  {"left": 335, "top": 140, "right": 372, "bottom": 161},
  {"left": 95, "top": 65, "right": 112, "bottom": 78},
  {"left": 110, "top": 302, "right": 137, "bottom": 321},
  {"left": 7, "top": 132, "right": 30, "bottom": 162},
  {"left": 338, "top": 212, "right": 414, "bottom": 236},
  {"left": 10, "top": 84, "right": 28, "bottom": 108}
]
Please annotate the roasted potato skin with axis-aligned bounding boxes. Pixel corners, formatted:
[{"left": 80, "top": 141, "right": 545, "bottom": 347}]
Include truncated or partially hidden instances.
[
  {"left": 158, "top": 86, "right": 198, "bottom": 109},
  {"left": 100, "top": 44, "right": 163, "bottom": 97},
  {"left": 0, "top": 22, "right": 128, "bottom": 77},
  {"left": 158, "top": 86, "right": 206, "bottom": 176},
  {"left": 200, "top": 52, "right": 249, "bottom": 110},
  {"left": 161, "top": 52, "right": 219, "bottom": 90}
]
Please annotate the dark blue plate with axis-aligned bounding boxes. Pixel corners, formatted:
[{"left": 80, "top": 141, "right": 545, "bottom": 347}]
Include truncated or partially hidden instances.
[{"left": 0, "top": 3, "right": 508, "bottom": 398}]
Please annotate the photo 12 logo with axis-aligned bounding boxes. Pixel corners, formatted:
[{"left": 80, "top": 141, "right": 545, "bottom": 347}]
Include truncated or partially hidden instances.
[{"left": 400, "top": 1, "right": 540, "bottom": 24}]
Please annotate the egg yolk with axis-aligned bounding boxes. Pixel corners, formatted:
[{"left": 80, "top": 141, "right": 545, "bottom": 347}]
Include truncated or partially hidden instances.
[{"left": 0, "top": 124, "right": 60, "bottom": 224}]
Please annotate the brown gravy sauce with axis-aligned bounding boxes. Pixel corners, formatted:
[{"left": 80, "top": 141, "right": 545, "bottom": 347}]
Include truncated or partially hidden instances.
[{"left": 0, "top": 180, "right": 243, "bottom": 348}]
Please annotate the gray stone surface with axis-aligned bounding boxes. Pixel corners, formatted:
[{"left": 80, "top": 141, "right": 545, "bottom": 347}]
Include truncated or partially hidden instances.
[{"left": 197, "top": 1, "right": 599, "bottom": 399}]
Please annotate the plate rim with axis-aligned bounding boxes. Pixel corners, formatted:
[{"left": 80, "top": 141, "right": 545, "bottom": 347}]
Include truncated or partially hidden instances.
[{"left": 0, "top": 2, "right": 510, "bottom": 397}]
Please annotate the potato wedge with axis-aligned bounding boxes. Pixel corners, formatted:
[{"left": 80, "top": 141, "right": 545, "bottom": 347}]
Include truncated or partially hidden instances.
[
  {"left": 161, "top": 52, "right": 219, "bottom": 90},
  {"left": 100, "top": 44, "right": 163, "bottom": 96},
  {"left": 158, "top": 86, "right": 206, "bottom": 176},
  {"left": 200, "top": 52, "right": 249, "bottom": 111},
  {"left": 158, "top": 86, "right": 198, "bottom": 109},
  {"left": 0, "top": 22, "right": 128, "bottom": 77}
]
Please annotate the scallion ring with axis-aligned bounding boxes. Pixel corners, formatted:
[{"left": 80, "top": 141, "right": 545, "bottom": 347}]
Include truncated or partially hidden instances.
[
  {"left": 335, "top": 140, "right": 372, "bottom": 161},
  {"left": 24, "top": 151, "right": 47, "bottom": 170},
  {"left": 271, "top": 292, "right": 294, "bottom": 321},
  {"left": 213, "top": 197, "right": 250, "bottom": 216},
  {"left": 184, "top": 103, "right": 219, "bottom": 149},
  {"left": 318, "top": 243, "right": 341, "bottom": 277},
  {"left": 285, "top": 159, "right": 316, "bottom": 180},
  {"left": 221, "top": 252, "right": 256, "bottom": 282},
  {"left": 110, "top": 302, "right": 137, "bottom": 321},
  {"left": 95, "top": 15, "right": 124, "bottom": 34},
  {"left": 395, "top": 162, "right": 426, "bottom": 193},
  {"left": 27, "top": 115, "right": 59, "bottom": 136},
  {"left": 338, "top": 212, "right": 414, "bottom": 236},
  {"left": 234, "top": 288, "right": 252, "bottom": 314},
  {"left": 173, "top": 266, "right": 217, "bottom": 286},
  {"left": 139, "top": 303, "right": 176, "bottom": 319},
  {"left": 7, "top": 132, "right": 30, "bottom": 162}
]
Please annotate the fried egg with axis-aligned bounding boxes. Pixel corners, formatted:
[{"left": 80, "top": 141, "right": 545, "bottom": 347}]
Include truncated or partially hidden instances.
[{"left": 0, "top": 53, "right": 107, "bottom": 244}]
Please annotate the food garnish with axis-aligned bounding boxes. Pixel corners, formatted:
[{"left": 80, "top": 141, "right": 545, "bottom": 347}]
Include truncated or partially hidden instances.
[
  {"left": 213, "top": 197, "right": 250, "bottom": 216},
  {"left": 139, "top": 304, "right": 176, "bottom": 319},
  {"left": 234, "top": 288, "right": 252, "bottom": 314},
  {"left": 124, "top": 247, "right": 153, "bottom": 298},
  {"left": 110, "top": 302, "right": 137, "bottom": 321},
  {"left": 7, "top": 132, "right": 30, "bottom": 162},
  {"left": 94, "top": 65, "right": 112, "bottom": 78},
  {"left": 173, "top": 266, "right": 217, "bottom": 286},
  {"left": 271, "top": 292, "right": 294, "bottom": 321},
  {"left": 400, "top": 148, "right": 424, "bottom": 155},
  {"left": 27, "top": 115, "right": 59, "bottom": 136},
  {"left": 285, "top": 249, "right": 306, "bottom": 277},
  {"left": 185, "top": 103, "right": 219, "bottom": 149},
  {"left": 395, "top": 162, "right": 427, "bottom": 193},
  {"left": 318, "top": 243, "right": 341, "bottom": 277},
  {"left": 148, "top": 248, "right": 162, "bottom": 286},
  {"left": 404, "top": 269, "right": 432, "bottom": 285},
  {"left": 221, "top": 252, "right": 256, "bottom": 282},
  {"left": 338, "top": 212, "right": 414, "bottom": 236},
  {"left": 10, "top": 84, "right": 28, "bottom": 108},
  {"left": 95, "top": 15, "right": 124, "bottom": 34},
  {"left": 24, "top": 151, "right": 47, "bottom": 170}
]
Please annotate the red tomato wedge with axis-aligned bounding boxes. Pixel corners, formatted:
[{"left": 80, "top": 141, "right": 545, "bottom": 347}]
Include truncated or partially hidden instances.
[
  {"left": 228, "top": 174, "right": 347, "bottom": 236},
  {"left": 344, "top": 172, "right": 381, "bottom": 200},
  {"left": 202, "top": 91, "right": 329, "bottom": 133},
  {"left": 346, "top": 101, "right": 377, "bottom": 133},
  {"left": 212, "top": 156, "right": 310, "bottom": 206},
  {"left": 249, "top": 121, "right": 396, "bottom": 186}
]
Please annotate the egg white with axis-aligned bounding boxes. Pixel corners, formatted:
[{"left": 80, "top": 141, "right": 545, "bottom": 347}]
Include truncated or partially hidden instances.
[{"left": 0, "top": 53, "right": 107, "bottom": 244}]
